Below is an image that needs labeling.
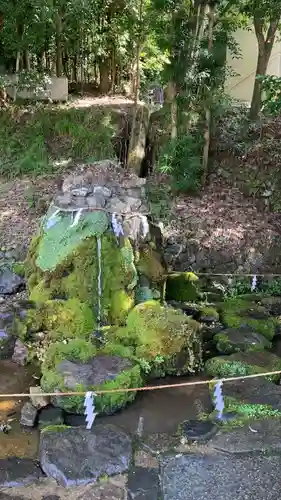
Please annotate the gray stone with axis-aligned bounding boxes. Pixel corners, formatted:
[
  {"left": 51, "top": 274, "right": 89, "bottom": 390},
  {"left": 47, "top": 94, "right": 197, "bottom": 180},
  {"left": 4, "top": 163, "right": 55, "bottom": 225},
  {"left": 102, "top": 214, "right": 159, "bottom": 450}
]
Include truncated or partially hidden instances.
[
  {"left": 121, "top": 177, "right": 146, "bottom": 188},
  {"left": 29, "top": 386, "right": 50, "bottom": 409},
  {"left": 123, "top": 216, "right": 149, "bottom": 241},
  {"left": 42, "top": 496, "right": 61, "bottom": 500},
  {"left": 38, "top": 406, "right": 64, "bottom": 429},
  {"left": 214, "top": 326, "right": 271, "bottom": 354},
  {"left": 124, "top": 197, "right": 142, "bottom": 211},
  {"left": 0, "top": 266, "right": 25, "bottom": 295},
  {"left": 12, "top": 339, "right": 28, "bottom": 366},
  {"left": 224, "top": 377, "right": 281, "bottom": 411},
  {"left": 72, "top": 187, "right": 91, "bottom": 197},
  {"left": 20, "top": 402, "right": 37, "bottom": 427},
  {"left": 0, "top": 327, "right": 15, "bottom": 360},
  {"left": 0, "top": 458, "right": 44, "bottom": 487},
  {"left": 127, "top": 467, "right": 160, "bottom": 500},
  {"left": 72, "top": 196, "right": 88, "bottom": 208},
  {"left": 87, "top": 194, "right": 106, "bottom": 209},
  {"left": 51, "top": 355, "right": 133, "bottom": 414},
  {"left": 161, "top": 452, "right": 281, "bottom": 500},
  {"left": 39, "top": 424, "right": 132, "bottom": 487},
  {"left": 55, "top": 193, "right": 72, "bottom": 208},
  {"left": 209, "top": 418, "right": 281, "bottom": 454},
  {"left": 93, "top": 185, "right": 112, "bottom": 197},
  {"left": 106, "top": 197, "right": 129, "bottom": 214}
]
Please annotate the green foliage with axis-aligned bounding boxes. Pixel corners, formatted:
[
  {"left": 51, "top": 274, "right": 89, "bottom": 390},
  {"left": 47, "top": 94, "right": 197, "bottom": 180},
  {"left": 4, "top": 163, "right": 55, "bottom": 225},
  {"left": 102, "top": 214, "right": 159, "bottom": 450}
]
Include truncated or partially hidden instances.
[
  {"left": 157, "top": 134, "right": 203, "bottom": 193},
  {"left": 0, "top": 106, "right": 116, "bottom": 177},
  {"left": 260, "top": 278, "right": 281, "bottom": 296},
  {"left": 258, "top": 75, "right": 281, "bottom": 116}
]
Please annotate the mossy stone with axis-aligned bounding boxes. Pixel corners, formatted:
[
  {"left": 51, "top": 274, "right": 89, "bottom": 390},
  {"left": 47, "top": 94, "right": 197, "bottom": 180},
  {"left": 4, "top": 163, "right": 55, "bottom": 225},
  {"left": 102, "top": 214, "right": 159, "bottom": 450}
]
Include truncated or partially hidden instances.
[
  {"left": 205, "top": 351, "right": 281, "bottom": 382},
  {"left": 214, "top": 327, "right": 271, "bottom": 355},
  {"left": 26, "top": 230, "right": 137, "bottom": 326},
  {"left": 166, "top": 272, "right": 199, "bottom": 302},
  {"left": 112, "top": 300, "right": 202, "bottom": 376},
  {"left": 135, "top": 245, "right": 165, "bottom": 283},
  {"left": 41, "top": 340, "right": 142, "bottom": 415},
  {"left": 220, "top": 297, "right": 279, "bottom": 341}
]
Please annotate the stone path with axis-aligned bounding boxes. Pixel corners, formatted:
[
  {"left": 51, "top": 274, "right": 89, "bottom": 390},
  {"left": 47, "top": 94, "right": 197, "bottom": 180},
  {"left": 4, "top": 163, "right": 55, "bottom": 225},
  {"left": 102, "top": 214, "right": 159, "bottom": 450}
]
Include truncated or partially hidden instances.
[{"left": 2, "top": 416, "right": 281, "bottom": 500}]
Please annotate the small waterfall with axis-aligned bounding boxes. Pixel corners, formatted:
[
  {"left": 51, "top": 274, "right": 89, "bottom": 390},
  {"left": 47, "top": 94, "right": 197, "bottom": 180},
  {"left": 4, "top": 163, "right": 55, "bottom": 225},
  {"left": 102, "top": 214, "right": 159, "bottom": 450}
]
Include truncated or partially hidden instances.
[{"left": 97, "top": 236, "right": 102, "bottom": 328}]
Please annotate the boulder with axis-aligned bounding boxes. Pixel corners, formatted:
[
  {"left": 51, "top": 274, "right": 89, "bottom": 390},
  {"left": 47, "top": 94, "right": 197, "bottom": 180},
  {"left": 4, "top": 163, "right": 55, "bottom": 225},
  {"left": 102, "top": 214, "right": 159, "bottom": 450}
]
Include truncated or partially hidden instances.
[
  {"left": 41, "top": 340, "right": 142, "bottom": 415},
  {"left": 111, "top": 300, "right": 203, "bottom": 377},
  {"left": 12, "top": 339, "right": 28, "bottom": 366},
  {"left": 220, "top": 297, "right": 279, "bottom": 340},
  {"left": 214, "top": 326, "right": 271, "bottom": 354},
  {"left": 0, "top": 265, "right": 25, "bottom": 295},
  {"left": 165, "top": 272, "right": 200, "bottom": 302},
  {"left": 205, "top": 351, "right": 281, "bottom": 382},
  {"left": 20, "top": 402, "right": 38, "bottom": 427},
  {"left": 39, "top": 425, "right": 132, "bottom": 487}
]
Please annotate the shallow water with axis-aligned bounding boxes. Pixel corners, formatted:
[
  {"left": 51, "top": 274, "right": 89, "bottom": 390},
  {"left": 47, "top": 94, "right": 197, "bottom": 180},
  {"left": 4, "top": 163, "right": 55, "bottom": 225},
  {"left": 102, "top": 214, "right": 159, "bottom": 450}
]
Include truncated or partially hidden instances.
[
  {"left": 0, "top": 360, "right": 212, "bottom": 460},
  {"left": 0, "top": 360, "right": 39, "bottom": 458}
]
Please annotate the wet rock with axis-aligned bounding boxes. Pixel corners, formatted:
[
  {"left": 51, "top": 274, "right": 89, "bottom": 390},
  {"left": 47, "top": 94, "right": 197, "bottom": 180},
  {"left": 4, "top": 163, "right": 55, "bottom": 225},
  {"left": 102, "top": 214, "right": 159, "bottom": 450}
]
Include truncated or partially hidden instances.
[
  {"left": 205, "top": 351, "right": 281, "bottom": 382},
  {"left": 127, "top": 467, "right": 160, "bottom": 500},
  {"left": 0, "top": 328, "right": 15, "bottom": 360},
  {"left": 0, "top": 266, "right": 25, "bottom": 295},
  {"left": 214, "top": 326, "right": 271, "bottom": 354},
  {"left": 12, "top": 339, "right": 28, "bottom": 366},
  {"left": 180, "top": 420, "right": 218, "bottom": 443},
  {"left": 39, "top": 425, "right": 132, "bottom": 487},
  {"left": 161, "top": 452, "right": 281, "bottom": 500},
  {"left": 42, "top": 496, "right": 61, "bottom": 500},
  {"left": 77, "top": 483, "right": 125, "bottom": 500},
  {"left": 20, "top": 402, "right": 38, "bottom": 427},
  {"left": 0, "top": 458, "right": 44, "bottom": 487},
  {"left": 38, "top": 406, "right": 64, "bottom": 429},
  {"left": 29, "top": 386, "right": 50, "bottom": 409}
]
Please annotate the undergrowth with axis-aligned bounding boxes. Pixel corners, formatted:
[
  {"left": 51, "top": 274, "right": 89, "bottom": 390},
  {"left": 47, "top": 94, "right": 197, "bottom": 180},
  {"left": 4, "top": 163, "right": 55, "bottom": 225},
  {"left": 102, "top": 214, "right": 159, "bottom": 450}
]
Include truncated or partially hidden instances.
[{"left": 0, "top": 104, "right": 117, "bottom": 177}]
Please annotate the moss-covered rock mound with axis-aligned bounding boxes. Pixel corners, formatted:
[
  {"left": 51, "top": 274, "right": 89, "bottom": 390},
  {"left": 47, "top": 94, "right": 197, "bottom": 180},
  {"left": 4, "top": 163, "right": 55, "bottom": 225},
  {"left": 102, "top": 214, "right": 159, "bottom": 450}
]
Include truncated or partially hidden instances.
[
  {"left": 220, "top": 297, "right": 280, "bottom": 341},
  {"left": 214, "top": 326, "right": 271, "bottom": 355},
  {"left": 205, "top": 351, "right": 281, "bottom": 382},
  {"left": 41, "top": 339, "right": 142, "bottom": 415},
  {"left": 111, "top": 300, "right": 203, "bottom": 377}
]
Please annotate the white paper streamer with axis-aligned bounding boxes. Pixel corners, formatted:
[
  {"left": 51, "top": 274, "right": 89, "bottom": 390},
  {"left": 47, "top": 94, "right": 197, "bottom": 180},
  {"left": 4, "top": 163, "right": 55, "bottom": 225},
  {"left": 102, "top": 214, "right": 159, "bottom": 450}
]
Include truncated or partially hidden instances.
[
  {"left": 70, "top": 208, "right": 83, "bottom": 228},
  {"left": 214, "top": 381, "right": 224, "bottom": 420},
  {"left": 45, "top": 209, "right": 60, "bottom": 229},
  {"left": 111, "top": 213, "right": 124, "bottom": 238},
  {"left": 84, "top": 391, "right": 97, "bottom": 430},
  {"left": 140, "top": 215, "right": 149, "bottom": 239},
  {"left": 251, "top": 275, "right": 257, "bottom": 292}
]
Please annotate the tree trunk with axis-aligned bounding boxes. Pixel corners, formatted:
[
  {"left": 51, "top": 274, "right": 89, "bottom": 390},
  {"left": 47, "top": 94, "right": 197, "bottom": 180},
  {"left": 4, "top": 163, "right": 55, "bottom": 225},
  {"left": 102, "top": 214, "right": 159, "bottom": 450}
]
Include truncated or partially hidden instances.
[
  {"left": 249, "top": 51, "right": 270, "bottom": 120},
  {"left": 99, "top": 60, "right": 110, "bottom": 94},
  {"left": 249, "top": 18, "right": 280, "bottom": 120},
  {"left": 55, "top": 11, "right": 63, "bottom": 77},
  {"left": 24, "top": 50, "right": 30, "bottom": 71}
]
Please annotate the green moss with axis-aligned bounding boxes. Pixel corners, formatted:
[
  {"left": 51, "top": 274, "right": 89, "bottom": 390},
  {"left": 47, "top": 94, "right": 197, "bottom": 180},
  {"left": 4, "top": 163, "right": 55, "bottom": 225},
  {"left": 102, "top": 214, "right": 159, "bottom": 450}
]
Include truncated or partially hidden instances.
[
  {"left": 198, "top": 307, "right": 219, "bottom": 321},
  {"left": 41, "top": 351, "right": 143, "bottom": 415},
  {"left": 136, "top": 245, "right": 165, "bottom": 283},
  {"left": 43, "top": 299, "right": 95, "bottom": 340},
  {"left": 44, "top": 339, "right": 97, "bottom": 369},
  {"left": 221, "top": 298, "right": 278, "bottom": 340},
  {"left": 202, "top": 394, "right": 281, "bottom": 429},
  {"left": 41, "top": 425, "right": 72, "bottom": 433},
  {"left": 112, "top": 300, "right": 202, "bottom": 376},
  {"left": 26, "top": 231, "right": 137, "bottom": 326},
  {"left": 12, "top": 261, "right": 26, "bottom": 277},
  {"left": 213, "top": 331, "right": 269, "bottom": 355},
  {"left": 205, "top": 351, "right": 281, "bottom": 382},
  {"left": 110, "top": 290, "right": 134, "bottom": 325},
  {"left": 166, "top": 272, "right": 199, "bottom": 302},
  {"left": 29, "top": 280, "right": 53, "bottom": 303}
]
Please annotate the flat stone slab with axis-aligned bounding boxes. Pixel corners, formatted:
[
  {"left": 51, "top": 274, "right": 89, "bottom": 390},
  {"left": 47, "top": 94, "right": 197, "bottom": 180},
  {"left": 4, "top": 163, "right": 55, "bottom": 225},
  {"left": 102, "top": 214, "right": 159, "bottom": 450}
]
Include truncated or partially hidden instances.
[
  {"left": 224, "top": 377, "right": 281, "bottom": 411},
  {"left": 209, "top": 418, "right": 281, "bottom": 454},
  {"left": 127, "top": 467, "right": 160, "bottom": 500},
  {"left": 161, "top": 453, "right": 281, "bottom": 500},
  {"left": 39, "top": 424, "right": 132, "bottom": 487},
  {"left": 0, "top": 458, "right": 44, "bottom": 487}
]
